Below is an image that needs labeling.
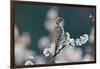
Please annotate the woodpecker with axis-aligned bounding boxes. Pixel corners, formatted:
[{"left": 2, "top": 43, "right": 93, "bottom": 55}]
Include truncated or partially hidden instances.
[{"left": 54, "top": 17, "right": 65, "bottom": 55}]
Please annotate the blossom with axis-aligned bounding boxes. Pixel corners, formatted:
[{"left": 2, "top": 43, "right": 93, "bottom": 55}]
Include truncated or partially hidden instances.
[
  {"left": 64, "top": 32, "right": 88, "bottom": 47},
  {"left": 65, "top": 32, "right": 70, "bottom": 41},
  {"left": 75, "top": 38, "right": 82, "bottom": 46},
  {"left": 43, "top": 43, "right": 55, "bottom": 57},
  {"left": 65, "top": 32, "right": 70, "bottom": 38},
  {"left": 69, "top": 38, "right": 75, "bottom": 47},
  {"left": 25, "top": 61, "right": 34, "bottom": 65},
  {"left": 43, "top": 48, "right": 51, "bottom": 57},
  {"left": 83, "top": 34, "right": 88, "bottom": 41},
  {"left": 75, "top": 34, "right": 88, "bottom": 46},
  {"left": 24, "top": 56, "right": 34, "bottom": 65}
]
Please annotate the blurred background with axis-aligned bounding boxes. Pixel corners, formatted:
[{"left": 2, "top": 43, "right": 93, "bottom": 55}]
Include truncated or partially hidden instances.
[{"left": 15, "top": 3, "right": 95, "bottom": 66}]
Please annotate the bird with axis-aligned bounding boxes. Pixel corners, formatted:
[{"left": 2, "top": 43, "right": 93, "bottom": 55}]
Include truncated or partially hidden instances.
[{"left": 54, "top": 17, "right": 65, "bottom": 55}]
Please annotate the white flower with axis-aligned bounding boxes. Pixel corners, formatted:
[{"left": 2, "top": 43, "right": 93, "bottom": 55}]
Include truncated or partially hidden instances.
[
  {"left": 66, "top": 32, "right": 70, "bottom": 37},
  {"left": 75, "top": 38, "right": 81, "bottom": 46},
  {"left": 80, "top": 34, "right": 88, "bottom": 45},
  {"left": 83, "top": 34, "right": 88, "bottom": 41},
  {"left": 43, "top": 48, "right": 51, "bottom": 57},
  {"left": 75, "top": 34, "right": 88, "bottom": 46},
  {"left": 25, "top": 60, "right": 34, "bottom": 65},
  {"left": 24, "top": 56, "right": 34, "bottom": 65},
  {"left": 43, "top": 43, "right": 55, "bottom": 57},
  {"left": 69, "top": 38, "right": 75, "bottom": 47},
  {"left": 80, "top": 36, "right": 86, "bottom": 44},
  {"left": 63, "top": 33, "right": 88, "bottom": 48},
  {"left": 65, "top": 32, "right": 70, "bottom": 40}
]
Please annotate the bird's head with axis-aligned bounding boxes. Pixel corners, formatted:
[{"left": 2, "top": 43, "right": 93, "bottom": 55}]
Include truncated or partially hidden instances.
[{"left": 55, "top": 17, "right": 64, "bottom": 26}]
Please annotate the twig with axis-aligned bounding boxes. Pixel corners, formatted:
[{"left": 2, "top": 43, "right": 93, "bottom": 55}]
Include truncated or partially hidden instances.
[{"left": 50, "top": 41, "right": 66, "bottom": 63}]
